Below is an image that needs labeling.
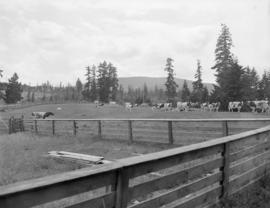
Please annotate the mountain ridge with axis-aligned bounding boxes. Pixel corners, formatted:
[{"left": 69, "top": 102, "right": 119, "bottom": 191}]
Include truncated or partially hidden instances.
[{"left": 118, "top": 76, "right": 214, "bottom": 92}]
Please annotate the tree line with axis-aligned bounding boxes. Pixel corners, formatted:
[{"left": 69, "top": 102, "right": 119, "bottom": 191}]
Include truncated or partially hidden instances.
[{"left": 164, "top": 24, "right": 270, "bottom": 110}]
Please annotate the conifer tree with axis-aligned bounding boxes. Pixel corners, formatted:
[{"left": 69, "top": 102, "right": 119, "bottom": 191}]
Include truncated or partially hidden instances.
[
  {"left": 5, "top": 73, "right": 23, "bottom": 104},
  {"left": 164, "top": 58, "right": 178, "bottom": 103},
  {"left": 181, "top": 80, "right": 190, "bottom": 102},
  {"left": 75, "top": 78, "right": 83, "bottom": 101},
  {"left": 82, "top": 66, "right": 91, "bottom": 100},
  {"left": 108, "top": 63, "right": 118, "bottom": 101},
  {"left": 90, "top": 65, "right": 97, "bottom": 101},
  {"left": 191, "top": 60, "right": 204, "bottom": 103},
  {"left": 211, "top": 24, "right": 238, "bottom": 110}
]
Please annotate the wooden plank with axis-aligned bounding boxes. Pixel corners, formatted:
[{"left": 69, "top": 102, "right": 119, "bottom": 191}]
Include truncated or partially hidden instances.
[
  {"left": 230, "top": 141, "right": 270, "bottom": 162},
  {"left": 229, "top": 133, "right": 268, "bottom": 152},
  {"left": 230, "top": 150, "right": 270, "bottom": 176},
  {"left": 0, "top": 164, "right": 122, "bottom": 208},
  {"left": 66, "top": 192, "right": 115, "bottom": 208},
  {"left": 129, "top": 158, "right": 223, "bottom": 200},
  {"left": 168, "top": 121, "right": 174, "bottom": 144},
  {"left": 163, "top": 185, "right": 222, "bottom": 208},
  {"left": 120, "top": 145, "right": 223, "bottom": 179},
  {"left": 115, "top": 168, "right": 130, "bottom": 208},
  {"left": 229, "top": 162, "right": 270, "bottom": 193},
  {"left": 129, "top": 172, "right": 222, "bottom": 208},
  {"left": 48, "top": 151, "right": 110, "bottom": 164}
]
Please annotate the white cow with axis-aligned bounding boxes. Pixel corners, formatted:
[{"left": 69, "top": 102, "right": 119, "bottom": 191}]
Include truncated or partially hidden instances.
[
  {"left": 125, "top": 102, "right": 133, "bottom": 112},
  {"left": 201, "top": 103, "right": 209, "bottom": 112},
  {"left": 177, "top": 102, "right": 189, "bottom": 112},
  {"left": 228, "top": 102, "right": 242, "bottom": 112},
  {"left": 253, "top": 100, "right": 270, "bottom": 113},
  {"left": 208, "top": 102, "right": 220, "bottom": 112}
]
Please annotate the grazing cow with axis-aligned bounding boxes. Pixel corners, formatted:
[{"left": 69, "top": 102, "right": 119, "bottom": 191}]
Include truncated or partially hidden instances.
[
  {"left": 152, "top": 103, "right": 172, "bottom": 111},
  {"left": 125, "top": 102, "right": 133, "bottom": 112},
  {"left": 254, "top": 100, "right": 270, "bottom": 113},
  {"left": 209, "top": 102, "right": 220, "bottom": 112},
  {"left": 177, "top": 102, "right": 190, "bottom": 112},
  {"left": 228, "top": 102, "right": 242, "bottom": 112},
  {"left": 94, "top": 100, "right": 104, "bottom": 107},
  {"left": 32, "top": 112, "right": 54, "bottom": 119},
  {"left": 163, "top": 103, "right": 172, "bottom": 111},
  {"left": 201, "top": 103, "right": 209, "bottom": 112}
]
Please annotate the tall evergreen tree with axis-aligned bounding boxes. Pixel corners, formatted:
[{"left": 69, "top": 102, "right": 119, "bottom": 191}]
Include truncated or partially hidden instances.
[
  {"left": 211, "top": 24, "right": 237, "bottom": 110},
  {"left": 27, "top": 87, "right": 31, "bottom": 102},
  {"left": 97, "top": 61, "right": 110, "bottom": 102},
  {"left": 258, "top": 71, "right": 270, "bottom": 100},
  {"left": 82, "top": 66, "right": 91, "bottom": 100},
  {"left": 90, "top": 65, "right": 97, "bottom": 101},
  {"left": 0, "top": 69, "right": 4, "bottom": 99},
  {"left": 143, "top": 83, "right": 148, "bottom": 103},
  {"left": 191, "top": 60, "right": 204, "bottom": 103},
  {"left": 108, "top": 63, "right": 118, "bottom": 101},
  {"left": 164, "top": 58, "right": 178, "bottom": 102},
  {"left": 75, "top": 78, "right": 83, "bottom": 100},
  {"left": 240, "top": 66, "right": 259, "bottom": 101},
  {"left": 201, "top": 86, "right": 209, "bottom": 103},
  {"left": 181, "top": 80, "right": 190, "bottom": 102},
  {"left": 31, "top": 92, "right": 35, "bottom": 103},
  {"left": 5, "top": 73, "right": 23, "bottom": 104}
]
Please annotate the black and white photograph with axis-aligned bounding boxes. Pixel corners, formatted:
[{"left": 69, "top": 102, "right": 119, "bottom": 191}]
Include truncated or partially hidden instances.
[{"left": 0, "top": 0, "right": 270, "bottom": 207}]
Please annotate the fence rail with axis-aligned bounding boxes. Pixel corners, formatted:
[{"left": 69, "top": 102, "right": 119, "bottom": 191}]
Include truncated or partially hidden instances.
[
  {"left": 22, "top": 118, "right": 270, "bottom": 145},
  {"left": 1, "top": 122, "right": 270, "bottom": 208}
]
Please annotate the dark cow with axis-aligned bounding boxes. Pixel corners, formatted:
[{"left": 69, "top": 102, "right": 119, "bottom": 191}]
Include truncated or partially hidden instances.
[{"left": 32, "top": 112, "right": 54, "bottom": 119}]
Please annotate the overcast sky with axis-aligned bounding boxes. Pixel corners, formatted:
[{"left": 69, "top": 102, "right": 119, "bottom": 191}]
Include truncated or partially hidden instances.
[{"left": 0, "top": 0, "right": 269, "bottom": 85}]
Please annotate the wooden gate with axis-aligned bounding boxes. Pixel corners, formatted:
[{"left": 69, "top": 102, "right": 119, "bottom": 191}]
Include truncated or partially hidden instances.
[{"left": 8, "top": 116, "right": 24, "bottom": 134}]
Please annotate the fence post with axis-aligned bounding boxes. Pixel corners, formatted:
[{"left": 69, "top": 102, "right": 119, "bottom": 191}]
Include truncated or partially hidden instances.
[
  {"left": 34, "top": 120, "right": 38, "bottom": 133},
  {"left": 52, "top": 120, "right": 55, "bottom": 135},
  {"left": 98, "top": 121, "right": 102, "bottom": 139},
  {"left": 73, "top": 120, "right": 77, "bottom": 136},
  {"left": 222, "top": 121, "right": 228, "bottom": 136},
  {"left": 20, "top": 115, "right": 25, "bottom": 131},
  {"left": 220, "top": 142, "right": 230, "bottom": 200},
  {"left": 115, "top": 168, "right": 130, "bottom": 208},
  {"left": 128, "top": 120, "right": 133, "bottom": 143},
  {"left": 8, "top": 117, "right": 12, "bottom": 134},
  {"left": 168, "top": 121, "right": 174, "bottom": 144}
]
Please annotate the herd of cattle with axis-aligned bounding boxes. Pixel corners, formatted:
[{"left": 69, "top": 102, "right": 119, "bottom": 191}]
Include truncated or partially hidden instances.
[
  {"left": 30, "top": 100, "right": 270, "bottom": 119},
  {"left": 125, "top": 100, "right": 270, "bottom": 113}
]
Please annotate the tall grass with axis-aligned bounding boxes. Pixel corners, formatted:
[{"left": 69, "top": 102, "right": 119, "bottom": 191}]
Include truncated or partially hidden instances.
[{"left": 0, "top": 132, "right": 171, "bottom": 186}]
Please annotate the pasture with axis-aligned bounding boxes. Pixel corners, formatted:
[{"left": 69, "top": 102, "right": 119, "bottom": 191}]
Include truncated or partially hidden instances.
[{"left": 1, "top": 103, "right": 270, "bottom": 207}]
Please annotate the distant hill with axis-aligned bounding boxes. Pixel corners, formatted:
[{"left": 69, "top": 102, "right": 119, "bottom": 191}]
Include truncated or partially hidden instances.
[{"left": 118, "top": 77, "right": 214, "bottom": 92}]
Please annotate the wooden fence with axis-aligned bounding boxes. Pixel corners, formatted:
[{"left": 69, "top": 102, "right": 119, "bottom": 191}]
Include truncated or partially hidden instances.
[
  {"left": 24, "top": 118, "right": 270, "bottom": 145},
  {"left": 1, "top": 123, "right": 270, "bottom": 207}
]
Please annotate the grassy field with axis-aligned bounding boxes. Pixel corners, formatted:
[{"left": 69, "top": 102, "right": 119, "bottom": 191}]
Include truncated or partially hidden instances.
[
  {"left": 1, "top": 103, "right": 270, "bottom": 186},
  {"left": 0, "top": 132, "right": 172, "bottom": 186},
  {"left": 2, "top": 102, "right": 270, "bottom": 120}
]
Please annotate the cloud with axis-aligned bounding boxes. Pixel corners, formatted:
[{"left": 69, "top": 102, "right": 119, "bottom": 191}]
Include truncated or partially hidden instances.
[{"left": 0, "top": 0, "right": 268, "bottom": 85}]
